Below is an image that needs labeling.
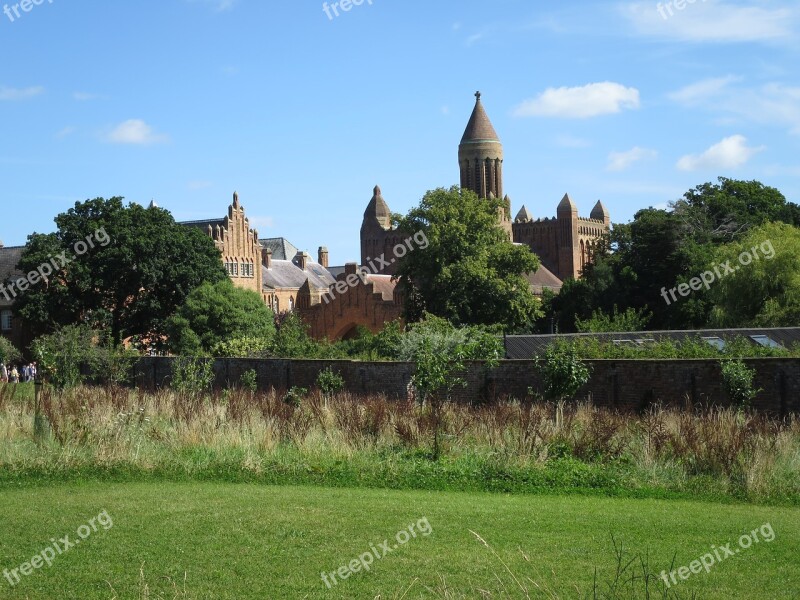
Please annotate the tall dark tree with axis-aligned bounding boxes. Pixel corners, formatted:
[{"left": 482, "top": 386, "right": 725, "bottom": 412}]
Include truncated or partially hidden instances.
[
  {"left": 15, "top": 197, "right": 227, "bottom": 344},
  {"left": 395, "top": 186, "right": 542, "bottom": 331}
]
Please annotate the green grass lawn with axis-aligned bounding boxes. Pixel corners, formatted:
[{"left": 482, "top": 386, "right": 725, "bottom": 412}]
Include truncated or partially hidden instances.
[{"left": 0, "top": 483, "right": 797, "bottom": 599}]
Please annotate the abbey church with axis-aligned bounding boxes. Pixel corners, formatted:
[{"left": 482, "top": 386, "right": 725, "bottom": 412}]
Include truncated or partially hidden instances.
[{"left": 0, "top": 93, "right": 610, "bottom": 345}]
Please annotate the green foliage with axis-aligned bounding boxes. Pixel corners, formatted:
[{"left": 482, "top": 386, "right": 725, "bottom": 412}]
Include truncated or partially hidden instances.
[
  {"left": 32, "top": 325, "right": 97, "bottom": 390},
  {"left": 91, "top": 338, "right": 140, "bottom": 386},
  {"left": 282, "top": 386, "right": 307, "bottom": 407},
  {"left": 239, "top": 369, "right": 258, "bottom": 393},
  {"left": 543, "top": 336, "right": 798, "bottom": 360},
  {"left": 537, "top": 343, "right": 591, "bottom": 401},
  {"left": 171, "top": 357, "right": 215, "bottom": 396},
  {"left": 316, "top": 367, "right": 344, "bottom": 397},
  {"left": 720, "top": 360, "right": 760, "bottom": 409},
  {"left": 213, "top": 336, "right": 272, "bottom": 358},
  {"left": 395, "top": 186, "right": 542, "bottom": 331},
  {"left": 546, "top": 178, "right": 800, "bottom": 333},
  {"left": 0, "top": 337, "right": 21, "bottom": 365},
  {"left": 166, "top": 280, "right": 275, "bottom": 355},
  {"left": 16, "top": 197, "right": 228, "bottom": 345},
  {"left": 575, "top": 305, "right": 652, "bottom": 333},
  {"left": 709, "top": 222, "right": 800, "bottom": 327},
  {"left": 271, "top": 313, "right": 322, "bottom": 358}
]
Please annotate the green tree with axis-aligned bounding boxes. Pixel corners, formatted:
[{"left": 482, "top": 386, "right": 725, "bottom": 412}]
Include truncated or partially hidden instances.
[
  {"left": 537, "top": 343, "right": 591, "bottom": 402},
  {"left": 709, "top": 222, "right": 800, "bottom": 327},
  {"left": 16, "top": 197, "right": 227, "bottom": 345},
  {"left": 166, "top": 280, "right": 275, "bottom": 355},
  {"left": 575, "top": 305, "right": 652, "bottom": 333},
  {"left": 398, "top": 315, "right": 502, "bottom": 459},
  {"left": 0, "top": 337, "right": 21, "bottom": 365},
  {"left": 395, "top": 187, "right": 542, "bottom": 331}
]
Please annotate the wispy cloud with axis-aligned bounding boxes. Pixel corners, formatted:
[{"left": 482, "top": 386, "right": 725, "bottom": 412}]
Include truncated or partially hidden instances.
[
  {"left": 677, "top": 135, "right": 764, "bottom": 171},
  {"left": 513, "top": 82, "right": 640, "bottom": 119},
  {"left": 0, "top": 86, "right": 44, "bottom": 101},
  {"left": 186, "top": 0, "right": 237, "bottom": 12},
  {"left": 621, "top": 1, "right": 796, "bottom": 43},
  {"left": 669, "top": 77, "right": 800, "bottom": 134},
  {"left": 607, "top": 147, "right": 658, "bottom": 171},
  {"left": 73, "top": 91, "right": 100, "bottom": 101},
  {"left": 106, "top": 119, "right": 169, "bottom": 145},
  {"left": 187, "top": 180, "right": 213, "bottom": 190},
  {"left": 55, "top": 126, "right": 77, "bottom": 139}
]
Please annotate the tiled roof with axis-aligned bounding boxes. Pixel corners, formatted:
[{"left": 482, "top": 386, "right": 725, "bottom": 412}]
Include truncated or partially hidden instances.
[
  {"left": 178, "top": 218, "right": 225, "bottom": 232},
  {"left": 525, "top": 265, "right": 562, "bottom": 294},
  {"left": 461, "top": 93, "right": 500, "bottom": 143},
  {"left": 263, "top": 259, "right": 335, "bottom": 290},
  {"left": 260, "top": 238, "right": 299, "bottom": 261},
  {"left": 364, "top": 274, "right": 397, "bottom": 301},
  {"left": 505, "top": 327, "right": 800, "bottom": 359}
]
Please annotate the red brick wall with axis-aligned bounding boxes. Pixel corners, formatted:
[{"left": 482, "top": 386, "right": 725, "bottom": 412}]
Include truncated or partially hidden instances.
[{"left": 135, "top": 357, "right": 800, "bottom": 415}]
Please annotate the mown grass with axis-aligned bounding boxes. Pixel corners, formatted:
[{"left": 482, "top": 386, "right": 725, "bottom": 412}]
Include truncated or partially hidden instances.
[
  {"left": 0, "top": 384, "right": 798, "bottom": 504},
  {"left": 0, "top": 482, "right": 798, "bottom": 599}
]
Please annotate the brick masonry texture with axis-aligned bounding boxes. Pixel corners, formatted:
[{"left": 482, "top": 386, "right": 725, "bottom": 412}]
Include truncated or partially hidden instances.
[{"left": 135, "top": 358, "right": 800, "bottom": 416}]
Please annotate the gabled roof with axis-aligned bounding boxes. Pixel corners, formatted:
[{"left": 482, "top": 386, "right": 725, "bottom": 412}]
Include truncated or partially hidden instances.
[
  {"left": 263, "top": 259, "right": 335, "bottom": 290},
  {"left": 461, "top": 92, "right": 500, "bottom": 144},
  {"left": 260, "top": 237, "right": 299, "bottom": 261},
  {"left": 525, "top": 264, "right": 563, "bottom": 294},
  {"left": 179, "top": 218, "right": 225, "bottom": 232}
]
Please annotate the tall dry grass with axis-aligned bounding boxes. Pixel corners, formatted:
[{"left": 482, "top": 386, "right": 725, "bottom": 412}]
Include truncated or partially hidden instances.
[{"left": 0, "top": 383, "right": 798, "bottom": 501}]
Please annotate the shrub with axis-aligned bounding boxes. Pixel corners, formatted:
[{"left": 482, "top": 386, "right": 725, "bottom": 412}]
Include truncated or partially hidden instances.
[
  {"left": 32, "top": 325, "right": 96, "bottom": 390},
  {"left": 239, "top": 369, "right": 258, "bottom": 393},
  {"left": 283, "top": 386, "right": 308, "bottom": 408},
  {"left": 316, "top": 367, "right": 344, "bottom": 397},
  {"left": 538, "top": 343, "right": 591, "bottom": 401},
  {"left": 0, "top": 337, "right": 21, "bottom": 365},
  {"left": 171, "top": 357, "right": 215, "bottom": 396},
  {"left": 720, "top": 359, "right": 760, "bottom": 408}
]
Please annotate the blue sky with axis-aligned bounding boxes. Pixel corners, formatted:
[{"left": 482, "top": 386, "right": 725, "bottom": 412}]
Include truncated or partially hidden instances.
[{"left": 1, "top": 0, "right": 798, "bottom": 264}]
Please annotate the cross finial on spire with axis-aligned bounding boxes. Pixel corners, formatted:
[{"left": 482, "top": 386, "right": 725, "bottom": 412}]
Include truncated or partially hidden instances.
[{"left": 475, "top": 91, "right": 481, "bottom": 101}]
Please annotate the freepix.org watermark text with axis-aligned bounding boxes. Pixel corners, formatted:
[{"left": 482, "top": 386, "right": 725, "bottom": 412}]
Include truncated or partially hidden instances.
[
  {"left": 3, "top": 509, "right": 114, "bottom": 587},
  {"left": 660, "top": 239, "right": 774, "bottom": 306},
  {"left": 660, "top": 522, "right": 775, "bottom": 588},
  {"left": 0, "top": 227, "right": 110, "bottom": 303},
  {"left": 321, "top": 516, "right": 433, "bottom": 589}
]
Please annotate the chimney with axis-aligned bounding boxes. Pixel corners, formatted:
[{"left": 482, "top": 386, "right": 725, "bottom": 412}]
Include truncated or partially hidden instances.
[
  {"left": 296, "top": 251, "right": 309, "bottom": 271},
  {"left": 262, "top": 247, "right": 272, "bottom": 269},
  {"left": 318, "top": 246, "right": 329, "bottom": 268},
  {"left": 344, "top": 262, "right": 358, "bottom": 276}
]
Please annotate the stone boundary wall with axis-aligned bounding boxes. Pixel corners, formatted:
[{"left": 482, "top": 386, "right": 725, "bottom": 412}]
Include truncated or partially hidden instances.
[{"left": 134, "top": 358, "right": 800, "bottom": 416}]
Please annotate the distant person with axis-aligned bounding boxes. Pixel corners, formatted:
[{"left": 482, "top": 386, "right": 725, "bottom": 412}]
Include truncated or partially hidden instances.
[
  {"left": 0, "top": 362, "right": 7, "bottom": 383},
  {"left": 9, "top": 366, "right": 19, "bottom": 383}
]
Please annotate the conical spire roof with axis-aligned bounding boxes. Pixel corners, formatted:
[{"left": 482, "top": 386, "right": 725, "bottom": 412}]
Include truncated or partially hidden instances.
[
  {"left": 591, "top": 200, "right": 609, "bottom": 220},
  {"left": 461, "top": 92, "right": 500, "bottom": 144},
  {"left": 515, "top": 205, "right": 533, "bottom": 222},
  {"left": 557, "top": 193, "right": 577, "bottom": 213},
  {"left": 363, "top": 185, "right": 392, "bottom": 230}
]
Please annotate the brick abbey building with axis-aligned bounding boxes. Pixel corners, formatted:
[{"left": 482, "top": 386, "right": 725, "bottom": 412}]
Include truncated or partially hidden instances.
[{"left": 0, "top": 92, "right": 609, "bottom": 345}]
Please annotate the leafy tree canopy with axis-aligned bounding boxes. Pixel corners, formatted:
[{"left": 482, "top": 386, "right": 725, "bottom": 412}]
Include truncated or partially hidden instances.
[
  {"left": 166, "top": 279, "right": 275, "bottom": 355},
  {"left": 15, "top": 197, "right": 227, "bottom": 345},
  {"left": 395, "top": 187, "right": 542, "bottom": 331}
]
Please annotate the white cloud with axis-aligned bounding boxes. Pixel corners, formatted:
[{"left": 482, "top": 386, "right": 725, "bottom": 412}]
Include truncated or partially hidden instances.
[
  {"left": 106, "top": 120, "right": 169, "bottom": 145},
  {"left": 187, "top": 180, "right": 213, "bottom": 190},
  {"left": 676, "top": 135, "right": 764, "bottom": 171},
  {"left": 669, "top": 78, "right": 800, "bottom": 134},
  {"left": 621, "top": 1, "right": 796, "bottom": 43},
  {"left": 0, "top": 86, "right": 44, "bottom": 100},
  {"left": 186, "top": 0, "right": 236, "bottom": 12},
  {"left": 55, "top": 126, "right": 76, "bottom": 139},
  {"left": 668, "top": 75, "right": 742, "bottom": 106},
  {"left": 513, "top": 82, "right": 640, "bottom": 118},
  {"left": 607, "top": 147, "right": 658, "bottom": 171},
  {"left": 248, "top": 216, "right": 274, "bottom": 231},
  {"left": 555, "top": 134, "right": 592, "bottom": 148},
  {"left": 73, "top": 91, "right": 99, "bottom": 101}
]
